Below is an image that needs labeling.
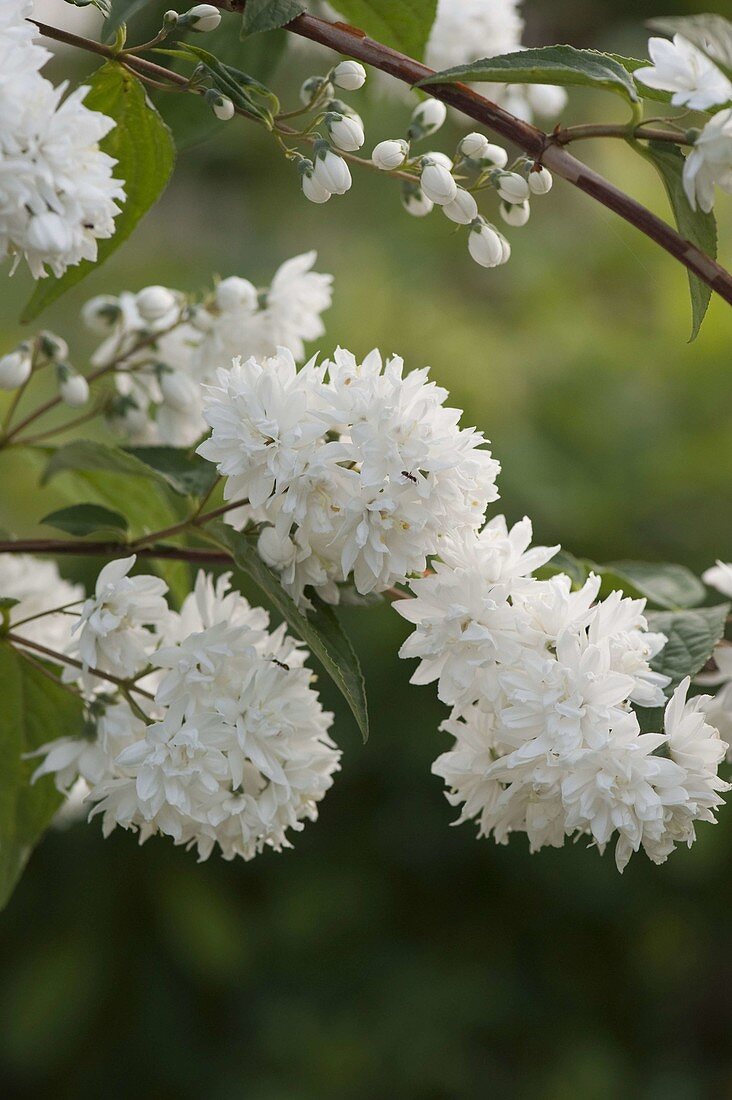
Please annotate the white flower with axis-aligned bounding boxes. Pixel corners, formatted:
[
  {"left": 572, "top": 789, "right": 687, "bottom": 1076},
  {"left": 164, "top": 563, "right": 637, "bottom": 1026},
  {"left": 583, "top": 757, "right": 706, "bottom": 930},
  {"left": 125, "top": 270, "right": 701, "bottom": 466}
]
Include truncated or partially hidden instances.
[
  {"left": 401, "top": 185, "right": 434, "bottom": 217},
  {"left": 371, "top": 139, "right": 409, "bottom": 170},
  {"left": 59, "top": 372, "right": 90, "bottom": 408},
  {"left": 636, "top": 35, "right": 732, "bottom": 111},
  {"left": 683, "top": 108, "right": 732, "bottom": 212},
  {"left": 215, "top": 276, "right": 258, "bottom": 313},
  {"left": 420, "top": 158, "right": 457, "bottom": 206},
  {"left": 495, "top": 171, "right": 530, "bottom": 204},
  {"left": 301, "top": 163, "right": 332, "bottom": 203},
  {"left": 411, "top": 98, "right": 447, "bottom": 135},
  {"left": 264, "top": 251, "right": 333, "bottom": 361},
  {"left": 0, "top": 10, "right": 125, "bottom": 281},
  {"left": 186, "top": 4, "right": 222, "bottom": 32},
  {"left": 212, "top": 95, "right": 235, "bottom": 121},
  {"left": 703, "top": 560, "right": 732, "bottom": 598},
  {"left": 313, "top": 147, "right": 352, "bottom": 194},
  {"left": 81, "top": 295, "right": 121, "bottom": 334},
  {"left": 0, "top": 346, "right": 32, "bottom": 389},
  {"left": 135, "top": 285, "right": 179, "bottom": 324},
  {"left": 442, "top": 187, "right": 478, "bottom": 224},
  {"left": 468, "top": 221, "right": 508, "bottom": 267},
  {"left": 499, "top": 201, "right": 530, "bottom": 227},
  {"left": 333, "top": 60, "right": 366, "bottom": 91},
  {"left": 71, "top": 556, "right": 170, "bottom": 680},
  {"left": 326, "top": 112, "right": 365, "bottom": 152},
  {"left": 528, "top": 166, "right": 553, "bottom": 195},
  {"left": 0, "top": 552, "right": 83, "bottom": 652}
]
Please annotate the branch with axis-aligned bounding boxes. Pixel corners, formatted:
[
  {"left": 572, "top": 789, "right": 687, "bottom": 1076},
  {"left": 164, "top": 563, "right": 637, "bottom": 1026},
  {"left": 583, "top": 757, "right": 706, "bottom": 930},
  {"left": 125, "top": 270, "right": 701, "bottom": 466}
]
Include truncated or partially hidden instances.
[
  {"left": 211, "top": 2, "right": 732, "bottom": 308},
  {"left": 0, "top": 538, "right": 233, "bottom": 564}
]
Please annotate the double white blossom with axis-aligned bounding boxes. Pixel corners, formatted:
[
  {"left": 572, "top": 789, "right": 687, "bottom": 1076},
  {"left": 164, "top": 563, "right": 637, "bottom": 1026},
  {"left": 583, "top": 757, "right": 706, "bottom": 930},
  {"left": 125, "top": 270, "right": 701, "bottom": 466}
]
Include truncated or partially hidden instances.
[
  {"left": 0, "top": 1, "right": 124, "bottom": 279},
  {"left": 683, "top": 108, "right": 732, "bottom": 212},
  {"left": 33, "top": 570, "right": 340, "bottom": 861},
  {"left": 198, "top": 346, "right": 500, "bottom": 606},
  {"left": 397, "top": 518, "right": 729, "bottom": 870},
  {"left": 636, "top": 34, "right": 732, "bottom": 111}
]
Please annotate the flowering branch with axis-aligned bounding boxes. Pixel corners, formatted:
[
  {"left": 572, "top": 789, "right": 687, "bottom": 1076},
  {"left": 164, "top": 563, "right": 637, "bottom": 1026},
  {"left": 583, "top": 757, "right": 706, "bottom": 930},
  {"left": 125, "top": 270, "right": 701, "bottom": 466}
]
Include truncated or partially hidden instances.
[{"left": 207, "top": 2, "right": 732, "bottom": 308}]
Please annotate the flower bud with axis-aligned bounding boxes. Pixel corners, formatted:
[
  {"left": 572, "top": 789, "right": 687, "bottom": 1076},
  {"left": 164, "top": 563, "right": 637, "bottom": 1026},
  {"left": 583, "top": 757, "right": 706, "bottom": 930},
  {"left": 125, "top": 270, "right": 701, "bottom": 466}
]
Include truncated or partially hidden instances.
[
  {"left": 215, "top": 276, "right": 258, "bottom": 312},
  {"left": 82, "top": 295, "right": 121, "bottom": 334},
  {"left": 528, "top": 166, "right": 553, "bottom": 195},
  {"left": 495, "top": 171, "right": 530, "bottom": 204},
  {"left": 442, "top": 187, "right": 478, "bottom": 225},
  {"left": 332, "top": 60, "right": 366, "bottom": 91},
  {"left": 300, "top": 76, "right": 333, "bottom": 105},
  {"left": 300, "top": 160, "right": 331, "bottom": 204},
  {"left": 479, "top": 143, "right": 509, "bottom": 169},
  {"left": 459, "top": 132, "right": 489, "bottom": 159},
  {"left": 325, "top": 112, "right": 365, "bottom": 152},
  {"left": 185, "top": 4, "right": 221, "bottom": 31},
  {"left": 411, "top": 98, "right": 447, "bottom": 136},
  {"left": 163, "top": 10, "right": 179, "bottom": 25},
  {"left": 371, "top": 139, "right": 409, "bottom": 171},
  {"left": 423, "top": 150, "right": 452, "bottom": 170},
  {"left": 107, "top": 394, "right": 148, "bottom": 435},
  {"left": 159, "top": 368, "right": 198, "bottom": 411},
  {"left": 136, "top": 285, "right": 178, "bottom": 323},
  {"left": 499, "top": 200, "right": 530, "bottom": 227},
  {"left": 59, "top": 371, "right": 90, "bottom": 409},
  {"left": 26, "top": 212, "right": 72, "bottom": 256},
  {"left": 468, "top": 221, "right": 507, "bottom": 268},
  {"left": 401, "top": 184, "right": 434, "bottom": 217},
  {"left": 212, "top": 94, "right": 234, "bottom": 121},
  {"left": 313, "top": 146, "right": 352, "bottom": 195},
  {"left": 258, "top": 527, "right": 296, "bottom": 569},
  {"left": 420, "top": 158, "right": 457, "bottom": 206},
  {"left": 38, "top": 331, "right": 68, "bottom": 362},
  {"left": 188, "top": 305, "right": 215, "bottom": 333},
  {"left": 0, "top": 346, "right": 32, "bottom": 390}
]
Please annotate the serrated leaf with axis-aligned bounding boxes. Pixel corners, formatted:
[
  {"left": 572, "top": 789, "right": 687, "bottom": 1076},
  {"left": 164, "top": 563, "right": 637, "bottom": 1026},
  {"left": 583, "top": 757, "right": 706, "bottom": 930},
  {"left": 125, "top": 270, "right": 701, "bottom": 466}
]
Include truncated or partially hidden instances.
[
  {"left": 125, "top": 447, "right": 219, "bottom": 498},
  {"left": 22, "top": 64, "right": 175, "bottom": 323},
  {"left": 205, "top": 522, "right": 369, "bottom": 741},
  {"left": 0, "top": 645, "right": 84, "bottom": 910},
  {"left": 418, "top": 45, "right": 640, "bottom": 103},
  {"left": 334, "top": 0, "right": 438, "bottom": 60},
  {"left": 642, "top": 141, "right": 718, "bottom": 341},
  {"left": 596, "top": 560, "right": 706, "bottom": 610},
  {"left": 648, "top": 14, "right": 732, "bottom": 83},
  {"left": 648, "top": 604, "right": 729, "bottom": 687},
  {"left": 41, "top": 503, "right": 129, "bottom": 539},
  {"left": 240, "top": 0, "right": 305, "bottom": 35}
]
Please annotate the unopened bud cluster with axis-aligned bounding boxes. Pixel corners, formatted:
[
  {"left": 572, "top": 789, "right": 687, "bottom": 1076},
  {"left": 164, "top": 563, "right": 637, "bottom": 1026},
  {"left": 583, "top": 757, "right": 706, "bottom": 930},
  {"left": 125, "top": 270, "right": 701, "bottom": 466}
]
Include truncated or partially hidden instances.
[{"left": 295, "top": 61, "right": 368, "bottom": 204}]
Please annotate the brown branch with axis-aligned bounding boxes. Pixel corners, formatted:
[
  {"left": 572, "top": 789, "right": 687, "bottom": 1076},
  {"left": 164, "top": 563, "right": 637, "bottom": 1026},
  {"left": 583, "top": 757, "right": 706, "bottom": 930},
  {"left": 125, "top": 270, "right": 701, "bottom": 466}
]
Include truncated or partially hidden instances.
[
  {"left": 210, "top": 2, "right": 732, "bottom": 309},
  {"left": 0, "top": 539, "right": 233, "bottom": 564}
]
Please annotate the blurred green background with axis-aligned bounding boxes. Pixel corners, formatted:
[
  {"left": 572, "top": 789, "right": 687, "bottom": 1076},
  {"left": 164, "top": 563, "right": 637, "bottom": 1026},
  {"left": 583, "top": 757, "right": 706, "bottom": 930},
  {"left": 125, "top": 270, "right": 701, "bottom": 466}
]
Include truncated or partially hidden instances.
[{"left": 1, "top": 1, "right": 732, "bottom": 1096}]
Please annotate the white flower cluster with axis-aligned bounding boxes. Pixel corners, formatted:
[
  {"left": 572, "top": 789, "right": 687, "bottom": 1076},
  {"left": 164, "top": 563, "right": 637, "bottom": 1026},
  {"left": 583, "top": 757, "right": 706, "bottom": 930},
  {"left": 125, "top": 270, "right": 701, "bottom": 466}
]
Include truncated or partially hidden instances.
[
  {"left": 0, "top": 329, "right": 90, "bottom": 405},
  {"left": 198, "top": 346, "right": 500, "bottom": 606},
  {"left": 371, "top": 104, "right": 552, "bottom": 269},
  {"left": 82, "top": 252, "right": 332, "bottom": 445},
  {"left": 32, "top": 560, "right": 339, "bottom": 860},
  {"left": 395, "top": 519, "right": 729, "bottom": 871},
  {"left": 698, "top": 562, "right": 732, "bottom": 746},
  {"left": 0, "top": 1, "right": 124, "bottom": 278},
  {"left": 0, "top": 552, "right": 83, "bottom": 652},
  {"left": 637, "top": 33, "right": 732, "bottom": 212}
]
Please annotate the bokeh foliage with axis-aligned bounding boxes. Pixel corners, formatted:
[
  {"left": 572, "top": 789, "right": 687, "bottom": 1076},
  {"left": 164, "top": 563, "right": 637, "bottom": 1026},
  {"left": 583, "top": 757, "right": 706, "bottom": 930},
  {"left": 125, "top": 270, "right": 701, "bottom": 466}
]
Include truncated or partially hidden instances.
[{"left": 0, "top": 1, "right": 731, "bottom": 1095}]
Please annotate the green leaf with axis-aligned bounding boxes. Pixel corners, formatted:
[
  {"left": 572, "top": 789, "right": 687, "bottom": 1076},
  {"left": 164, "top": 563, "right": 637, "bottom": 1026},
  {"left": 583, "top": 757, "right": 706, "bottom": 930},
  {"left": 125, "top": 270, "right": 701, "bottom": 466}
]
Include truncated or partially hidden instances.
[
  {"left": 205, "top": 522, "right": 369, "bottom": 741},
  {"left": 40, "top": 441, "right": 190, "bottom": 605},
  {"left": 125, "top": 447, "right": 219, "bottom": 498},
  {"left": 648, "top": 604, "right": 729, "bottom": 688},
  {"left": 22, "top": 64, "right": 175, "bottom": 323},
  {"left": 0, "top": 645, "right": 84, "bottom": 910},
  {"left": 65, "top": 0, "right": 112, "bottom": 16},
  {"left": 41, "top": 503, "right": 129, "bottom": 539},
  {"left": 334, "top": 0, "right": 437, "bottom": 60},
  {"left": 418, "top": 45, "right": 640, "bottom": 103},
  {"left": 0, "top": 598, "right": 20, "bottom": 611},
  {"left": 648, "top": 14, "right": 732, "bottom": 83},
  {"left": 105, "top": 0, "right": 150, "bottom": 35},
  {"left": 642, "top": 141, "right": 718, "bottom": 341},
  {"left": 536, "top": 548, "right": 591, "bottom": 588},
  {"left": 596, "top": 560, "right": 706, "bottom": 610},
  {"left": 240, "top": 0, "right": 305, "bottom": 36}
]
